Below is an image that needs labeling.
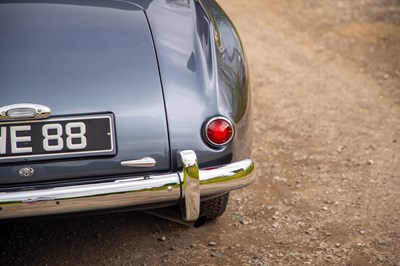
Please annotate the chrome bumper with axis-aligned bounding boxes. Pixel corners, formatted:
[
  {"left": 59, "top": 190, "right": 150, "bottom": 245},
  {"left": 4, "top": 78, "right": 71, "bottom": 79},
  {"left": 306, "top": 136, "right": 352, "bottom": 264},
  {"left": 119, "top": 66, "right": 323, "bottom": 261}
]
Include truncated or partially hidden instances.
[{"left": 0, "top": 150, "right": 255, "bottom": 220}]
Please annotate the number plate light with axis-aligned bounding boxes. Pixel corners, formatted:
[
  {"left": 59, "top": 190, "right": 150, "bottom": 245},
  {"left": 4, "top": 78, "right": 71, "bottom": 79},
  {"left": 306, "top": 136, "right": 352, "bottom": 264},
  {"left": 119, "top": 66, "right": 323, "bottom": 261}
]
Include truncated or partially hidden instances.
[{"left": 7, "top": 108, "right": 36, "bottom": 119}]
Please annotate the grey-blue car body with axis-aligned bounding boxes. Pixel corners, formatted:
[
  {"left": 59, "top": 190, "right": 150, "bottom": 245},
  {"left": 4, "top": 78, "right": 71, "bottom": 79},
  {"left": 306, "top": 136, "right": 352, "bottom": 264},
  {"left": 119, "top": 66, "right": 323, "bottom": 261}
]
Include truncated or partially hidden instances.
[{"left": 0, "top": 0, "right": 254, "bottom": 225}]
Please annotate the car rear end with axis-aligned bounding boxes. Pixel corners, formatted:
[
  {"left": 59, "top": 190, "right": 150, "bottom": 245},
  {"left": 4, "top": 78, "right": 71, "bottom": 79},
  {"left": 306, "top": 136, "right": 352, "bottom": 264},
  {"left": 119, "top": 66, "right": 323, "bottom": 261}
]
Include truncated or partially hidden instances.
[{"left": 0, "top": 0, "right": 254, "bottom": 223}]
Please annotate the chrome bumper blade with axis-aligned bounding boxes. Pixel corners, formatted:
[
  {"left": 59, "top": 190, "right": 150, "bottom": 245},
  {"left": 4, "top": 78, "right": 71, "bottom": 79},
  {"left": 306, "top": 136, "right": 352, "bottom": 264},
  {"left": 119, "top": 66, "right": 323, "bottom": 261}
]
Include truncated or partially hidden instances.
[{"left": 0, "top": 151, "right": 255, "bottom": 220}]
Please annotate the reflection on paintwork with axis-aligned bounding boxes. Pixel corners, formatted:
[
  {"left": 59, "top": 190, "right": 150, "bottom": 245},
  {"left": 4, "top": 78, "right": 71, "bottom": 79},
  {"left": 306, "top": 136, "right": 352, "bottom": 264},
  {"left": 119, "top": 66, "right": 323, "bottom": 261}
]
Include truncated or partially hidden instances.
[
  {"left": 200, "top": 0, "right": 250, "bottom": 123},
  {"left": 145, "top": 0, "right": 251, "bottom": 169},
  {"left": 166, "top": 0, "right": 190, "bottom": 7}
]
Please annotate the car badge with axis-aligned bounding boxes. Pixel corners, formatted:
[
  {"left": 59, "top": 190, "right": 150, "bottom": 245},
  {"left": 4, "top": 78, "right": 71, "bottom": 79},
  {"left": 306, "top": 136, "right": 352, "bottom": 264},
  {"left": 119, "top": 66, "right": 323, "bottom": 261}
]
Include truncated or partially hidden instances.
[{"left": 19, "top": 167, "right": 35, "bottom": 177}]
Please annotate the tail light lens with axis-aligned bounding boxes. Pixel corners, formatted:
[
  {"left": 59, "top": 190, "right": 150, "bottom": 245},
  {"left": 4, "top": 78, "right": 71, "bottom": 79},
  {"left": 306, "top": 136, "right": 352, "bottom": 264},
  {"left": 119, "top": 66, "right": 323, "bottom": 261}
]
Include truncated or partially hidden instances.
[{"left": 204, "top": 117, "right": 234, "bottom": 147}]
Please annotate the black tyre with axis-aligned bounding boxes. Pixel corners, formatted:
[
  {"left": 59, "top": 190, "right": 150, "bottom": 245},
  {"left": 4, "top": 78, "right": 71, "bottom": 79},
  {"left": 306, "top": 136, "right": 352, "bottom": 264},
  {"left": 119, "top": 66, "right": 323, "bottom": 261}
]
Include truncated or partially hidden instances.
[{"left": 200, "top": 193, "right": 230, "bottom": 220}]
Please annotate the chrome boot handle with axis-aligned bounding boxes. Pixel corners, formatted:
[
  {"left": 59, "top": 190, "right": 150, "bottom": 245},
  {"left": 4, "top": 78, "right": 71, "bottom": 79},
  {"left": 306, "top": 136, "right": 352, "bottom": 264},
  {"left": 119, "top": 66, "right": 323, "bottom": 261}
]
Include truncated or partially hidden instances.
[{"left": 0, "top": 103, "right": 51, "bottom": 121}]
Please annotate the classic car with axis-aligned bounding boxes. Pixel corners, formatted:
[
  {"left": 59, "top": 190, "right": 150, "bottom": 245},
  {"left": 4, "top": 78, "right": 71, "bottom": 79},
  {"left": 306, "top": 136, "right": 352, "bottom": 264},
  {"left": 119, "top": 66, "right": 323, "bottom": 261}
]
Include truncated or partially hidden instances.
[{"left": 0, "top": 0, "right": 254, "bottom": 227}]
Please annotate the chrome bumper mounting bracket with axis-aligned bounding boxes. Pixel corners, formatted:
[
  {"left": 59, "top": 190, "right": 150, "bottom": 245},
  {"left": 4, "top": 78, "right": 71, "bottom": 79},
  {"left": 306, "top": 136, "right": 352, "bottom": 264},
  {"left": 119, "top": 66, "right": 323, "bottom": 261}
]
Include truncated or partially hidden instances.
[{"left": 179, "top": 150, "right": 200, "bottom": 221}]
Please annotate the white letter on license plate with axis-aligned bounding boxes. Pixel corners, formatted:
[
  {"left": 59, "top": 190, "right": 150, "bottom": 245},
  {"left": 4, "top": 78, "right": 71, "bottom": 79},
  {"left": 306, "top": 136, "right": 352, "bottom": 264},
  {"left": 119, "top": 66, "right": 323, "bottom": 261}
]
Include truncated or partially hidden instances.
[
  {"left": 0, "top": 127, "right": 6, "bottom": 154},
  {"left": 66, "top": 122, "right": 87, "bottom": 150},
  {"left": 42, "top": 124, "right": 64, "bottom": 151},
  {"left": 11, "top": 125, "right": 32, "bottom": 154}
]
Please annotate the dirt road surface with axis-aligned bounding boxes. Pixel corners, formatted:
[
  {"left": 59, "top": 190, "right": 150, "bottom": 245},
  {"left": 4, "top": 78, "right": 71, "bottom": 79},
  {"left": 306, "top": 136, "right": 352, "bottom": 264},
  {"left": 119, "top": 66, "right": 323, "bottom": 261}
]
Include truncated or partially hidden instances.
[{"left": 1, "top": 0, "right": 399, "bottom": 265}]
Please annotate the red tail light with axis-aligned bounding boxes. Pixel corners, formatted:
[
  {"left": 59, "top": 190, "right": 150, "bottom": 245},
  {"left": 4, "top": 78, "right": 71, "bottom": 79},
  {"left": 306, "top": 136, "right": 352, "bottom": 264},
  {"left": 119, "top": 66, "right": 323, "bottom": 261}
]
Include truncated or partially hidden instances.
[{"left": 204, "top": 117, "right": 234, "bottom": 146}]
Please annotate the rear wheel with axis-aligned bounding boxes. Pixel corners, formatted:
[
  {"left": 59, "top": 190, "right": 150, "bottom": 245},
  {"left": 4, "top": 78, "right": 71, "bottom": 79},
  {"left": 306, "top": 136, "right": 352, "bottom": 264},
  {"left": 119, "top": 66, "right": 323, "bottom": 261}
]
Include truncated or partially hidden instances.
[{"left": 200, "top": 193, "right": 230, "bottom": 220}]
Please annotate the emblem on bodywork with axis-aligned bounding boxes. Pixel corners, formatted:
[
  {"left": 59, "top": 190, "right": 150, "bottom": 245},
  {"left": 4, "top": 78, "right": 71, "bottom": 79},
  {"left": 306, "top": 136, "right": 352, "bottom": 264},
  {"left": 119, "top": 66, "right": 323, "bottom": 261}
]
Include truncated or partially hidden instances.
[
  {"left": 19, "top": 167, "right": 35, "bottom": 177},
  {"left": 0, "top": 103, "right": 51, "bottom": 121}
]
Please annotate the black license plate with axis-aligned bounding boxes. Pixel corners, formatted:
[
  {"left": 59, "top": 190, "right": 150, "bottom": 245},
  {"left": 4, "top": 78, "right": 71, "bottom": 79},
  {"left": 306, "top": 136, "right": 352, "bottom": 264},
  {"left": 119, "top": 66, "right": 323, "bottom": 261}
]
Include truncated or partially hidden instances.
[{"left": 0, "top": 114, "right": 115, "bottom": 162}]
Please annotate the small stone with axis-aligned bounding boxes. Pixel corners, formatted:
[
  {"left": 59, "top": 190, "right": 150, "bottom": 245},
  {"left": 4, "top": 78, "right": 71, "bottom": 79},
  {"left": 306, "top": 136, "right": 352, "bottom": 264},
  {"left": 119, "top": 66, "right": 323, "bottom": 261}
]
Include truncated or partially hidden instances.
[
  {"left": 359, "top": 230, "right": 365, "bottom": 235},
  {"left": 273, "top": 176, "right": 287, "bottom": 182},
  {"left": 272, "top": 222, "right": 279, "bottom": 228},
  {"left": 336, "top": 145, "right": 345, "bottom": 152},
  {"left": 322, "top": 206, "right": 329, "bottom": 211},
  {"left": 335, "top": 243, "right": 341, "bottom": 247},
  {"left": 241, "top": 220, "right": 250, "bottom": 225},
  {"left": 367, "top": 160, "right": 374, "bottom": 165},
  {"left": 209, "top": 242, "right": 217, "bottom": 246},
  {"left": 159, "top": 236, "right": 166, "bottom": 241}
]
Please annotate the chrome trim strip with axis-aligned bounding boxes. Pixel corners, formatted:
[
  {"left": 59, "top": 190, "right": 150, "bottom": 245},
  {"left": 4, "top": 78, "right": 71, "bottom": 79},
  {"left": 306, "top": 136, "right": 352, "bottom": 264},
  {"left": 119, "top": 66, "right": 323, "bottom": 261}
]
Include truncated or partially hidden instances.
[
  {"left": 0, "top": 103, "right": 51, "bottom": 121},
  {"left": 120, "top": 157, "right": 157, "bottom": 168},
  {"left": 0, "top": 153, "right": 255, "bottom": 220},
  {"left": 179, "top": 150, "right": 200, "bottom": 221}
]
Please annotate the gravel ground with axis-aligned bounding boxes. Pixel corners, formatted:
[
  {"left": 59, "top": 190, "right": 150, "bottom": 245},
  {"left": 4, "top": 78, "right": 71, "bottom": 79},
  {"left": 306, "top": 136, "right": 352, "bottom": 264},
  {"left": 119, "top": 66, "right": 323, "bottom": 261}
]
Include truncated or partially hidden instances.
[{"left": 1, "top": 0, "right": 399, "bottom": 265}]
